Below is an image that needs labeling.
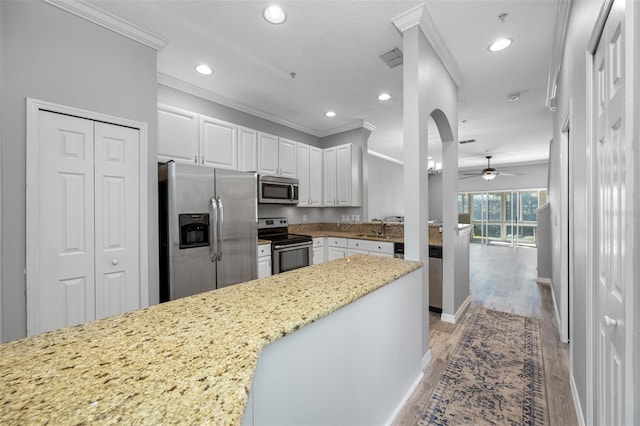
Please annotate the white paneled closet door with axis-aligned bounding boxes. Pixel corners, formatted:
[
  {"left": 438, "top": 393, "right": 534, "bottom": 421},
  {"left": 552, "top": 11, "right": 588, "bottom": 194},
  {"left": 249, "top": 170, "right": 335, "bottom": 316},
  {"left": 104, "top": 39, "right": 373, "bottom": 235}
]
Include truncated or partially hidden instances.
[
  {"left": 94, "top": 122, "right": 140, "bottom": 319},
  {"left": 32, "top": 111, "right": 140, "bottom": 335},
  {"left": 38, "top": 111, "right": 96, "bottom": 333}
]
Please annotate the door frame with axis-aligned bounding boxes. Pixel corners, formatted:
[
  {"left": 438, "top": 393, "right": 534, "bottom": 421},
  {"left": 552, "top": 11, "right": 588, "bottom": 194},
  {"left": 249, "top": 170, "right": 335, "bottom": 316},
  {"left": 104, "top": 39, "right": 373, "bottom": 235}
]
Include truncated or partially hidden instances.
[
  {"left": 25, "top": 98, "right": 149, "bottom": 334},
  {"left": 585, "top": 0, "right": 637, "bottom": 423},
  {"left": 560, "top": 102, "right": 572, "bottom": 345}
]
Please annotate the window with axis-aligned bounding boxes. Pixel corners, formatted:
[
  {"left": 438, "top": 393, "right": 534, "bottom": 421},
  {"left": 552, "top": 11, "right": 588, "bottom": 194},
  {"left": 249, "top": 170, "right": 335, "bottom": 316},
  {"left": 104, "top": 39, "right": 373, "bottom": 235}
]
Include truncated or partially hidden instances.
[
  {"left": 462, "top": 189, "right": 546, "bottom": 247},
  {"left": 457, "top": 194, "right": 469, "bottom": 214}
]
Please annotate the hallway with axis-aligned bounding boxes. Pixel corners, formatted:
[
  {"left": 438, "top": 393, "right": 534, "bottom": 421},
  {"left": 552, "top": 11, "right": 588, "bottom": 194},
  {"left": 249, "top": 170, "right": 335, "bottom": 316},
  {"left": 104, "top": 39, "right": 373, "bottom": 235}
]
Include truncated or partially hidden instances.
[{"left": 395, "top": 243, "right": 578, "bottom": 425}]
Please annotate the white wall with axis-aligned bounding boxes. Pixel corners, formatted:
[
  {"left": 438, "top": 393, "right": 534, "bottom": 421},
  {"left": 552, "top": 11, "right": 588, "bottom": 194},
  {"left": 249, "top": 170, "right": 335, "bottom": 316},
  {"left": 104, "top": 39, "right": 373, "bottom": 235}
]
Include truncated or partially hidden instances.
[
  {"left": 428, "top": 174, "right": 443, "bottom": 221},
  {"left": 0, "top": 1, "right": 159, "bottom": 342},
  {"left": 458, "top": 162, "right": 549, "bottom": 193},
  {"left": 367, "top": 154, "right": 404, "bottom": 221}
]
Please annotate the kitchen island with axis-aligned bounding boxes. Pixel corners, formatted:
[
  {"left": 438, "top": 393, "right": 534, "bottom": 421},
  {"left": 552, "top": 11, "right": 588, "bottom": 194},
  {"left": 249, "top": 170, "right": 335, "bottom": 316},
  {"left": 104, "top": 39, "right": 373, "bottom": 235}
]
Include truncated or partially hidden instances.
[{"left": 0, "top": 255, "right": 422, "bottom": 425}]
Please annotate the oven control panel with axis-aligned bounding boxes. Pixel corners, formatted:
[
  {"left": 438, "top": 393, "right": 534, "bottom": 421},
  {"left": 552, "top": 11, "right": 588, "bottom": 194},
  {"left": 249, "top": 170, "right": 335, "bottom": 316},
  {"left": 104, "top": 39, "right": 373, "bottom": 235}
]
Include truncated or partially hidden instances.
[{"left": 258, "top": 217, "right": 288, "bottom": 229}]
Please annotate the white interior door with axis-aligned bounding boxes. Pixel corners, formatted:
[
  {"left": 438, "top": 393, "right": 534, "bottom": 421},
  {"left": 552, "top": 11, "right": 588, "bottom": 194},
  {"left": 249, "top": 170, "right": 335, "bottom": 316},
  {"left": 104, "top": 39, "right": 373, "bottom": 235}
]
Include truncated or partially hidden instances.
[
  {"left": 30, "top": 110, "right": 141, "bottom": 335},
  {"left": 37, "top": 111, "right": 96, "bottom": 333},
  {"left": 94, "top": 122, "right": 140, "bottom": 319},
  {"left": 594, "top": 1, "right": 626, "bottom": 424}
]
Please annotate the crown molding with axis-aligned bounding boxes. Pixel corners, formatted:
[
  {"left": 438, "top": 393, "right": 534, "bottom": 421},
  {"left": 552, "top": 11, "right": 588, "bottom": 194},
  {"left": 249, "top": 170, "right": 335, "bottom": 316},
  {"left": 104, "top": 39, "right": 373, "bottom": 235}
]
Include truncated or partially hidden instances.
[
  {"left": 158, "top": 73, "right": 326, "bottom": 137},
  {"left": 316, "top": 120, "right": 377, "bottom": 138},
  {"left": 42, "top": 0, "right": 167, "bottom": 50},
  {"left": 158, "top": 73, "right": 378, "bottom": 139},
  {"left": 545, "top": 0, "right": 573, "bottom": 111},
  {"left": 392, "top": 3, "right": 463, "bottom": 88},
  {"left": 367, "top": 150, "right": 404, "bottom": 165}
]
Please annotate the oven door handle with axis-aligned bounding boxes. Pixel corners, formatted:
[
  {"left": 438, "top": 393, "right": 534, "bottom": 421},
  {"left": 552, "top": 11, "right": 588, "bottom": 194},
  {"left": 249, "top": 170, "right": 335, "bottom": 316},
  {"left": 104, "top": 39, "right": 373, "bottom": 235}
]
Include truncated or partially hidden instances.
[{"left": 273, "top": 241, "right": 313, "bottom": 251}]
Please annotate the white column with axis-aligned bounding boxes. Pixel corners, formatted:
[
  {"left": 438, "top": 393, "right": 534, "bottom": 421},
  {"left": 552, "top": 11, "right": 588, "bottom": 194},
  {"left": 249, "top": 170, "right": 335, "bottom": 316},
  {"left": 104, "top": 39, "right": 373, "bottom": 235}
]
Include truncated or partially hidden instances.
[
  {"left": 400, "top": 25, "right": 430, "bottom": 358},
  {"left": 442, "top": 131, "right": 459, "bottom": 318}
]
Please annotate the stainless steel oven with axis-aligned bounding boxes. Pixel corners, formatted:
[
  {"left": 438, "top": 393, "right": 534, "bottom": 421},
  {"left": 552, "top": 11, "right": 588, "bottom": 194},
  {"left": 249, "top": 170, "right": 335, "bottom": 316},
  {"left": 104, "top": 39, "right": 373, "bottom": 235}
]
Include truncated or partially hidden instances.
[
  {"left": 258, "top": 217, "right": 313, "bottom": 274},
  {"left": 258, "top": 175, "right": 299, "bottom": 205}
]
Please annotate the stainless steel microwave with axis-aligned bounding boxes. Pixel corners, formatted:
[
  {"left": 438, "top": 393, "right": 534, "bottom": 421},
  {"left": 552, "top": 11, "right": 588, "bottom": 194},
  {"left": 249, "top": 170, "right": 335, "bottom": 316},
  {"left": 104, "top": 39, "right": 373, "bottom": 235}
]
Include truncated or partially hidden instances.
[{"left": 258, "top": 175, "right": 299, "bottom": 204}]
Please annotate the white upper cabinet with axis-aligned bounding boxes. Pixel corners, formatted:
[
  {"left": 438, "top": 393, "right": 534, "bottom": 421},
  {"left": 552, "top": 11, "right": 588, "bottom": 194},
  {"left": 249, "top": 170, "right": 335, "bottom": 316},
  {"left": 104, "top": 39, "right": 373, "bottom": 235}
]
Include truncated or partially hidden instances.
[
  {"left": 258, "top": 133, "right": 298, "bottom": 178},
  {"left": 336, "top": 144, "right": 361, "bottom": 206},
  {"left": 323, "top": 147, "right": 337, "bottom": 206},
  {"left": 278, "top": 138, "right": 298, "bottom": 178},
  {"left": 238, "top": 126, "right": 258, "bottom": 172},
  {"left": 199, "top": 115, "right": 237, "bottom": 170},
  {"left": 324, "top": 144, "right": 362, "bottom": 207},
  {"left": 297, "top": 144, "right": 323, "bottom": 207},
  {"left": 158, "top": 104, "right": 199, "bottom": 165}
]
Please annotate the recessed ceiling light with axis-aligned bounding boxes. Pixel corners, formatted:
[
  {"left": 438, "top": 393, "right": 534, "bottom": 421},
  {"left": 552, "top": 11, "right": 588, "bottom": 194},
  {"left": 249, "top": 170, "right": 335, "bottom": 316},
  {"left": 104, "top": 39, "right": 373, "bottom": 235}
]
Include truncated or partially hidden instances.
[
  {"left": 377, "top": 93, "right": 391, "bottom": 101},
  {"left": 325, "top": 111, "right": 336, "bottom": 118},
  {"left": 488, "top": 37, "right": 512, "bottom": 52},
  {"left": 263, "top": 5, "right": 287, "bottom": 24},
  {"left": 195, "top": 64, "right": 213, "bottom": 75}
]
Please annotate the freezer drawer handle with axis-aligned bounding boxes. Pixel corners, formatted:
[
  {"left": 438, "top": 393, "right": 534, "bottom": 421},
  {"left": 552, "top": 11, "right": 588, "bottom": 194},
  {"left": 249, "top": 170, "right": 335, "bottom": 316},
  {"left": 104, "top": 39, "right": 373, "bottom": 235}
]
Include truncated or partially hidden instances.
[
  {"left": 210, "top": 197, "right": 218, "bottom": 262},
  {"left": 217, "top": 197, "right": 224, "bottom": 261}
]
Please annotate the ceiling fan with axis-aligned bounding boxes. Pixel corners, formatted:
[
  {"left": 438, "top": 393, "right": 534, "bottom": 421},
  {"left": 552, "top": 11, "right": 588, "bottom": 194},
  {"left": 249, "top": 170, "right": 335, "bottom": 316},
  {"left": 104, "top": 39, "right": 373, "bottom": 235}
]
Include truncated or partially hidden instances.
[{"left": 460, "top": 155, "right": 519, "bottom": 180}]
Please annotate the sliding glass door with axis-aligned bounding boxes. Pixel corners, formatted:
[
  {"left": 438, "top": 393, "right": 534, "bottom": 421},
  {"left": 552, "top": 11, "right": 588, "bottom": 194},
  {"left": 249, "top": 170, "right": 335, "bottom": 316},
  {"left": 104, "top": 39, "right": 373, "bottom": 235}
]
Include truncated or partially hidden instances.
[{"left": 459, "top": 190, "right": 546, "bottom": 247}]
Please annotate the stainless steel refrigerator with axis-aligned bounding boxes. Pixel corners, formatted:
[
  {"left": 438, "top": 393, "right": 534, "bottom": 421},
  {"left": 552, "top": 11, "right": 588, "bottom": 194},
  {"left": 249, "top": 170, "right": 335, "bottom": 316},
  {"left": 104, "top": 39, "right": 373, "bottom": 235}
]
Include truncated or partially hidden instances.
[{"left": 159, "top": 161, "right": 257, "bottom": 302}]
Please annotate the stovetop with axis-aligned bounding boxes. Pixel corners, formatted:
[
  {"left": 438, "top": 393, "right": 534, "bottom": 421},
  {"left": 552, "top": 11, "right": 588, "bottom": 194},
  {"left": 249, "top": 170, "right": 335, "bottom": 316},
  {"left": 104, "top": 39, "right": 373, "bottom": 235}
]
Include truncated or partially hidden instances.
[{"left": 258, "top": 217, "right": 312, "bottom": 246}]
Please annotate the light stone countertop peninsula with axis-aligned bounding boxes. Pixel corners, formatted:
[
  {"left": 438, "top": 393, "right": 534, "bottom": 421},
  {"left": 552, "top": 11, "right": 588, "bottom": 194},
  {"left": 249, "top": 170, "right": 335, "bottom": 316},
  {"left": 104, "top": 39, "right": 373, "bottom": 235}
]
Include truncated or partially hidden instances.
[{"left": 0, "top": 255, "right": 421, "bottom": 425}]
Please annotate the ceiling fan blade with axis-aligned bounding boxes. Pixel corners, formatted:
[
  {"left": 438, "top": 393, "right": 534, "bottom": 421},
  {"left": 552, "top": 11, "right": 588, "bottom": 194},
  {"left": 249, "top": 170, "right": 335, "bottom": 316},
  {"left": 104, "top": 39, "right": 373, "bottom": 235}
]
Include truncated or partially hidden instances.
[
  {"left": 498, "top": 171, "right": 522, "bottom": 176},
  {"left": 459, "top": 175, "right": 480, "bottom": 180}
]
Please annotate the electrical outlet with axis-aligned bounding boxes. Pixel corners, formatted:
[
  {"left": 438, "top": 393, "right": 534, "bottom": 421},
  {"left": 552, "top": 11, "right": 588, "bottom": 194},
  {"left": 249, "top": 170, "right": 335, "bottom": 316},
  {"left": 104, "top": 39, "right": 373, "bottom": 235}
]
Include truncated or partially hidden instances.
[
  {"left": 302, "top": 214, "right": 307, "bottom": 222},
  {"left": 355, "top": 214, "right": 360, "bottom": 222},
  {"left": 439, "top": 226, "right": 443, "bottom": 233}
]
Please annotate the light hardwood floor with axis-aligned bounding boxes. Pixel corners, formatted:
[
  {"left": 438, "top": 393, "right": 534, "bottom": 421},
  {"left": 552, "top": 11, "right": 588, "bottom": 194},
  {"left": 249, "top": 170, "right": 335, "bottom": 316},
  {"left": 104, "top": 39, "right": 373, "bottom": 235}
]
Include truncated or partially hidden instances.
[{"left": 393, "top": 242, "right": 578, "bottom": 425}]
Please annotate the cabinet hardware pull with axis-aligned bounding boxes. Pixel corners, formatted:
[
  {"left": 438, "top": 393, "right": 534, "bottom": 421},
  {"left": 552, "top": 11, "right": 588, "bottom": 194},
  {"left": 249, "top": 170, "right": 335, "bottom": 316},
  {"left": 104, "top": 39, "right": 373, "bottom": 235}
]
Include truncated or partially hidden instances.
[{"left": 194, "top": 155, "right": 197, "bottom": 164}]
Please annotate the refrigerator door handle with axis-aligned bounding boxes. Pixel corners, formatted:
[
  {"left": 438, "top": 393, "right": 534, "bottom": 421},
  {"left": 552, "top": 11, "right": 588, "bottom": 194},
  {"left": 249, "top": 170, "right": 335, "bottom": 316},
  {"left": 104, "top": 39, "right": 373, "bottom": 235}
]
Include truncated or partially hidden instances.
[
  {"left": 210, "top": 197, "right": 218, "bottom": 262},
  {"left": 217, "top": 196, "right": 224, "bottom": 261}
]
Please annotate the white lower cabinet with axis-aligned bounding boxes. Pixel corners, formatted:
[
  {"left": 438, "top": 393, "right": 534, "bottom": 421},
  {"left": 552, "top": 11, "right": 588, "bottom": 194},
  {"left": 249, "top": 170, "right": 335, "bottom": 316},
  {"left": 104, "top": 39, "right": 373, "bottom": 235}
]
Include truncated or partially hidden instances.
[
  {"left": 258, "top": 244, "right": 272, "bottom": 279},
  {"left": 347, "top": 239, "right": 394, "bottom": 258},
  {"left": 327, "top": 237, "right": 347, "bottom": 261},
  {"left": 312, "top": 237, "right": 325, "bottom": 265}
]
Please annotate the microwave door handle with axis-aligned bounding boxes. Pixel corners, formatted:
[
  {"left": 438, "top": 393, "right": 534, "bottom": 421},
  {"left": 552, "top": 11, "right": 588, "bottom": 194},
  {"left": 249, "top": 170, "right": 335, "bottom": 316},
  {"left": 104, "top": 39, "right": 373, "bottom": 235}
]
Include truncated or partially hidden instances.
[
  {"left": 210, "top": 197, "right": 218, "bottom": 262},
  {"left": 290, "top": 184, "right": 294, "bottom": 201},
  {"left": 217, "top": 197, "right": 224, "bottom": 261}
]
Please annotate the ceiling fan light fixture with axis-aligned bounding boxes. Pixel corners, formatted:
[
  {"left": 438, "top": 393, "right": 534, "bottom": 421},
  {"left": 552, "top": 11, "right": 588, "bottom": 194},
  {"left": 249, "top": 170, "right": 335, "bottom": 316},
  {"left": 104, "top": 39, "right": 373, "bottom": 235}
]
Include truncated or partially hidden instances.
[
  {"left": 263, "top": 5, "right": 287, "bottom": 24},
  {"left": 488, "top": 37, "right": 512, "bottom": 52},
  {"left": 482, "top": 170, "right": 497, "bottom": 180}
]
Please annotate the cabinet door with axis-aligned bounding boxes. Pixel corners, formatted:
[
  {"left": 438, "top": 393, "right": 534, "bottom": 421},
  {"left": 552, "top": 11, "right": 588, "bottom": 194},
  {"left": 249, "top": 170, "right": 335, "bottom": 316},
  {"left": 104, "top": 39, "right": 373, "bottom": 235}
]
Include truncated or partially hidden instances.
[
  {"left": 309, "top": 146, "right": 323, "bottom": 206},
  {"left": 297, "top": 144, "right": 310, "bottom": 206},
  {"left": 258, "top": 132, "right": 279, "bottom": 175},
  {"left": 200, "top": 116, "right": 237, "bottom": 169},
  {"left": 323, "top": 147, "right": 337, "bottom": 206},
  {"left": 327, "top": 247, "right": 346, "bottom": 261},
  {"left": 278, "top": 138, "right": 298, "bottom": 178},
  {"left": 312, "top": 246, "right": 325, "bottom": 265},
  {"left": 336, "top": 144, "right": 352, "bottom": 206},
  {"left": 158, "top": 104, "right": 199, "bottom": 164},
  {"left": 347, "top": 248, "right": 368, "bottom": 256},
  {"left": 238, "top": 126, "right": 258, "bottom": 172},
  {"left": 258, "top": 256, "right": 272, "bottom": 278}
]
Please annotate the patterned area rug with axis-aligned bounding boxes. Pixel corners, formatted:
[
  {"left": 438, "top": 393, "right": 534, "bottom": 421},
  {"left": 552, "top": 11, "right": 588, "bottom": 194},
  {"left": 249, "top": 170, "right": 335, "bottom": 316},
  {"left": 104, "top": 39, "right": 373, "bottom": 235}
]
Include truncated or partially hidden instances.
[{"left": 419, "top": 307, "right": 548, "bottom": 425}]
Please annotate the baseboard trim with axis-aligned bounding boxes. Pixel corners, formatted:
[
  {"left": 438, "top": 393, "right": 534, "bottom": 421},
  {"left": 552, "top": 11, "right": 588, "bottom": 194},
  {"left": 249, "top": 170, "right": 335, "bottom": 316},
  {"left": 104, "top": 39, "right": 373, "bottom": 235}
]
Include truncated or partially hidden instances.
[
  {"left": 441, "top": 296, "right": 471, "bottom": 324},
  {"left": 570, "top": 373, "right": 586, "bottom": 426},
  {"left": 549, "top": 280, "right": 565, "bottom": 342},
  {"left": 537, "top": 277, "right": 552, "bottom": 285},
  {"left": 385, "top": 369, "right": 425, "bottom": 426},
  {"left": 421, "top": 349, "right": 432, "bottom": 372}
]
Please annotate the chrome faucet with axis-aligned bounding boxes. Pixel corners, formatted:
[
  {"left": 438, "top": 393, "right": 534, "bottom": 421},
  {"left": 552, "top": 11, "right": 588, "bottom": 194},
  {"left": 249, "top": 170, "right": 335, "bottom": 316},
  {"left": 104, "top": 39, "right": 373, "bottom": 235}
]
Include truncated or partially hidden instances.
[{"left": 372, "top": 219, "right": 386, "bottom": 235}]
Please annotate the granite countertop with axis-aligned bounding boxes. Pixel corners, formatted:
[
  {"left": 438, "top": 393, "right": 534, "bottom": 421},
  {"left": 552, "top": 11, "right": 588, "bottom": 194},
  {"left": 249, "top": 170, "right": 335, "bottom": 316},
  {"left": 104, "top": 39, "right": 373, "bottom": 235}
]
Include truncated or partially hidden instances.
[{"left": 0, "top": 255, "right": 421, "bottom": 425}]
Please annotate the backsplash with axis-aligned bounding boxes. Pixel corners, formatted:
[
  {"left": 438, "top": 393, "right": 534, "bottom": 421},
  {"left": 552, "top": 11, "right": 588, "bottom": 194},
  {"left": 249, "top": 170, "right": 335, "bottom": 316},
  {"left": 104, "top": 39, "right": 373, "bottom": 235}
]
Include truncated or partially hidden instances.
[{"left": 290, "top": 222, "right": 444, "bottom": 245}]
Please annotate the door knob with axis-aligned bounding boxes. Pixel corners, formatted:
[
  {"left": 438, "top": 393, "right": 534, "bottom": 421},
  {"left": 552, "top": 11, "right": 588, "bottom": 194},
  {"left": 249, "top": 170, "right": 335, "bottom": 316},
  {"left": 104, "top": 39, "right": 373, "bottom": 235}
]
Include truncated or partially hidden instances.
[
  {"left": 111, "top": 258, "right": 119, "bottom": 265},
  {"left": 603, "top": 315, "right": 618, "bottom": 327}
]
